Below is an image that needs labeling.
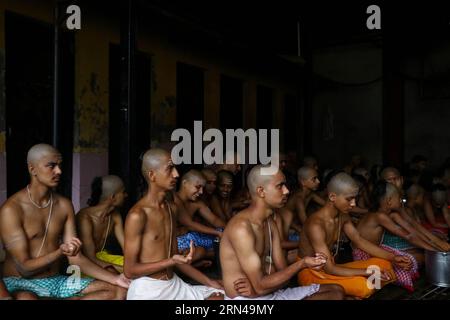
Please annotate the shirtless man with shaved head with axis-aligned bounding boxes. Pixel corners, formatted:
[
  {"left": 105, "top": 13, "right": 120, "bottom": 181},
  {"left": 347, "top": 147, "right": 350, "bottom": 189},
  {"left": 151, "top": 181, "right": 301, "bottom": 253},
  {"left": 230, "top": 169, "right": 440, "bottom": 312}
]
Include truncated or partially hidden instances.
[
  {"left": 220, "top": 165, "right": 344, "bottom": 300},
  {"left": 0, "top": 144, "right": 129, "bottom": 300},
  {"left": 297, "top": 173, "right": 411, "bottom": 299},
  {"left": 280, "top": 166, "right": 323, "bottom": 229},
  {"left": 175, "top": 170, "right": 225, "bottom": 260},
  {"left": 210, "top": 170, "right": 237, "bottom": 222},
  {"left": 124, "top": 148, "right": 223, "bottom": 300},
  {"left": 200, "top": 168, "right": 217, "bottom": 207},
  {"left": 76, "top": 175, "right": 128, "bottom": 273}
]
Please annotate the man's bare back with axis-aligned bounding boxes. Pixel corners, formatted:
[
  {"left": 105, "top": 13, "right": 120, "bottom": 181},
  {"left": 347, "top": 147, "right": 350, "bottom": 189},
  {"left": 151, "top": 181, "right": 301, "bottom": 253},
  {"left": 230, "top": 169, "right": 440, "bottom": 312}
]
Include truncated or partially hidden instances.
[
  {"left": 77, "top": 208, "right": 122, "bottom": 253},
  {"left": 356, "top": 212, "right": 390, "bottom": 246}
]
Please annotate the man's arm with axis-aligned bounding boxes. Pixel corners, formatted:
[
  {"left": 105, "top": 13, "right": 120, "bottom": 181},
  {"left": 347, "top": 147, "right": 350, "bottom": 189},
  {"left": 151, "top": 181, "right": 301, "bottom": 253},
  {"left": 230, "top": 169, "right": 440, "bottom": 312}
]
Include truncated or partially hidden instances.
[
  {"left": 424, "top": 197, "right": 448, "bottom": 228},
  {"left": 177, "top": 206, "right": 222, "bottom": 237},
  {"left": 294, "top": 199, "right": 308, "bottom": 225},
  {"left": 230, "top": 221, "right": 307, "bottom": 296},
  {"left": 388, "top": 212, "right": 436, "bottom": 251},
  {"left": 269, "top": 218, "right": 288, "bottom": 271},
  {"left": 0, "top": 205, "right": 63, "bottom": 277},
  {"left": 442, "top": 207, "right": 450, "bottom": 230},
  {"left": 307, "top": 222, "right": 369, "bottom": 277},
  {"left": 210, "top": 196, "right": 228, "bottom": 222},
  {"left": 112, "top": 212, "right": 125, "bottom": 251},
  {"left": 197, "top": 202, "right": 226, "bottom": 229},
  {"left": 311, "top": 193, "right": 326, "bottom": 206},
  {"left": 123, "top": 210, "right": 176, "bottom": 279},
  {"left": 343, "top": 221, "right": 395, "bottom": 261},
  {"left": 402, "top": 208, "right": 450, "bottom": 251}
]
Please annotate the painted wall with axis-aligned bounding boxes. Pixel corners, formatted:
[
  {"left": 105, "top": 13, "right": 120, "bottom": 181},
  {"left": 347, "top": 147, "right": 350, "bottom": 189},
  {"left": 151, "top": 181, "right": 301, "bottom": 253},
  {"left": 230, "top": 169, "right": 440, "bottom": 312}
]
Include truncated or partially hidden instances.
[
  {"left": 403, "top": 44, "right": 450, "bottom": 169},
  {"left": 311, "top": 43, "right": 383, "bottom": 170},
  {"left": 0, "top": 1, "right": 300, "bottom": 213}
]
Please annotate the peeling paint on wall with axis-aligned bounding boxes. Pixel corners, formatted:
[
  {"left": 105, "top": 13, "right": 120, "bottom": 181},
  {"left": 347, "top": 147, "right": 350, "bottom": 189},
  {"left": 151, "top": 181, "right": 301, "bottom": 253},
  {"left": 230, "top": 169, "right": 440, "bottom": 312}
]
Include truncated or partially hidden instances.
[
  {"left": 74, "top": 72, "right": 109, "bottom": 153},
  {"left": 151, "top": 95, "right": 176, "bottom": 146}
]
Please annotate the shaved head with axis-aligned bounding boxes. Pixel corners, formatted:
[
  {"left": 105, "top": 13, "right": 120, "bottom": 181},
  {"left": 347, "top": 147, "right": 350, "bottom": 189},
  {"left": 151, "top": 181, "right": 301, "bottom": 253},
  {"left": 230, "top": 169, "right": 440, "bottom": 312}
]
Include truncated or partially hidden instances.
[
  {"left": 380, "top": 167, "right": 401, "bottom": 180},
  {"left": 432, "top": 184, "right": 447, "bottom": 206},
  {"left": 141, "top": 148, "right": 170, "bottom": 179},
  {"left": 182, "top": 170, "right": 206, "bottom": 185},
  {"left": 27, "top": 144, "right": 60, "bottom": 166},
  {"left": 297, "top": 166, "right": 315, "bottom": 181},
  {"left": 327, "top": 172, "right": 359, "bottom": 195},
  {"left": 247, "top": 165, "right": 276, "bottom": 196},
  {"left": 201, "top": 168, "right": 216, "bottom": 179},
  {"left": 100, "top": 175, "right": 124, "bottom": 201},
  {"left": 217, "top": 170, "right": 233, "bottom": 185}
]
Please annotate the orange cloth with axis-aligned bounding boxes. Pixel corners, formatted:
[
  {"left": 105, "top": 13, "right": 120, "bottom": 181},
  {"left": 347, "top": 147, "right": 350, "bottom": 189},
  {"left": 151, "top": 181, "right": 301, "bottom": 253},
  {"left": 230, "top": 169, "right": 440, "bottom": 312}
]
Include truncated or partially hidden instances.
[{"left": 297, "top": 257, "right": 395, "bottom": 299}]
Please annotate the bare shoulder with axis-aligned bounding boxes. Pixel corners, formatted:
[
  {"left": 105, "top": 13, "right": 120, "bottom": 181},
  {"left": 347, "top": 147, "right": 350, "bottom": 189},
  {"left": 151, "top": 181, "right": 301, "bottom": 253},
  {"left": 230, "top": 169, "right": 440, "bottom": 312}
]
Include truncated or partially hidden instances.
[
  {"left": 111, "top": 210, "right": 123, "bottom": 222},
  {"left": 227, "top": 214, "right": 253, "bottom": 239},
  {"left": 173, "top": 193, "right": 182, "bottom": 206},
  {"left": 304, "top": 215, "right": 325, "bottom": 234},
  {"left": 194, "top": 199, "right": 208, "bottom": 210},
  {"left": 54, "top": 194, "right": 74, "bottom": 211},
  {"left": 76, "top": 207, "right": 90, "bottom": 220},
  {"left": 341, "top": 213, "right": 354, "bottom": 225},
  {"left": 127, "top": 204, "right": 148, "bottom": 223},
  {"left": 0, "top": 190, "right": 26, "bottom": 218}
]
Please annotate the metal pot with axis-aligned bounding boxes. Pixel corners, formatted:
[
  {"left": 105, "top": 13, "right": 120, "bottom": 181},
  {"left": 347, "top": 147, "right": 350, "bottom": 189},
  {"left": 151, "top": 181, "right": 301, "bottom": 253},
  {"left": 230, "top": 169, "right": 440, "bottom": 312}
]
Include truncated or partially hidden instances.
[{"left": 425, "top": 250, "right": 450, "bottom": 287}]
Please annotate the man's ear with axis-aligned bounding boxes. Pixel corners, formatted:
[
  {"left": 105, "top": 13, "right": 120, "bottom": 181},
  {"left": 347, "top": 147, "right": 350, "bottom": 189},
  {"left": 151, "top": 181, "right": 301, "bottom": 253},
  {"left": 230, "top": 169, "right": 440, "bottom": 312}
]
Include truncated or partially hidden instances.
[
  {"left": 148, "top": 170, "right": 156, "bottom": 182},
  {"left": 328, "top": 192, "right": 337, "bottom": 202},
  {"left": 386, "top": 196, "right": 392, "bottom": 207},
  {"left": 256, "top": 186, "right": 265, "bottom": 198},
  {"left": 28, "top": 164, "right": 36, "bottom": 176}
]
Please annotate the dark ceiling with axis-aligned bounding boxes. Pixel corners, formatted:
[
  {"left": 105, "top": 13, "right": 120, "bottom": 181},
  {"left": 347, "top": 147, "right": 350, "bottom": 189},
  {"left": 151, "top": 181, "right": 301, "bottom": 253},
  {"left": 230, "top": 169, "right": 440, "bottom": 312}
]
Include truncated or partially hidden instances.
[{"left": 139, "top": 1, "right": 450, "bottom": 54}]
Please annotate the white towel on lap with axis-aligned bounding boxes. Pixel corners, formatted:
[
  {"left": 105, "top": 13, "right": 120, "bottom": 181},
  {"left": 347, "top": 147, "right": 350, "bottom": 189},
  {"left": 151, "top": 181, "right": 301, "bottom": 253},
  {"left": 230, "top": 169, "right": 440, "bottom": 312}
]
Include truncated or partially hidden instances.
[
  {"left": 225, "top": 284, "right": 320, "bottom": 300},
  {"left": 127, "top": 273, "right": 224, "bottom": 300}
]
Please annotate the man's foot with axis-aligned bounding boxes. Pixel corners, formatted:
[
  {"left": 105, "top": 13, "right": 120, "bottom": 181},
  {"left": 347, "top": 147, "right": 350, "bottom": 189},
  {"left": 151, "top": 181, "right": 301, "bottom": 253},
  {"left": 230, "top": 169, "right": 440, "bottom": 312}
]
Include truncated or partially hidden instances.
[{"left": 193, "top": 260, "right": 213, "bottom": 268}]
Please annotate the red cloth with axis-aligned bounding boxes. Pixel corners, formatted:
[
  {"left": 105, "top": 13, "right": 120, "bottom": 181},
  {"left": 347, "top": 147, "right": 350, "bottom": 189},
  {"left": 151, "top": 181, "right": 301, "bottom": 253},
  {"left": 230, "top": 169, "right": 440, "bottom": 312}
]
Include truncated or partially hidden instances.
[{"left": 353, "top": 245, "right": 419, "bottom": 292}]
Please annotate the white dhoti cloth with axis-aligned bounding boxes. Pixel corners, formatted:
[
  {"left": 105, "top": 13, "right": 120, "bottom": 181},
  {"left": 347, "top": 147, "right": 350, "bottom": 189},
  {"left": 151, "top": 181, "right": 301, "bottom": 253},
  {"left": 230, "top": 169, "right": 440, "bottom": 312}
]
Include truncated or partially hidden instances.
[
  {"left": 127, "top": 273, "right": 224, "bottom": 300},
  {"left": 225, "top": 284, "right": 320, "bottom": 300}
]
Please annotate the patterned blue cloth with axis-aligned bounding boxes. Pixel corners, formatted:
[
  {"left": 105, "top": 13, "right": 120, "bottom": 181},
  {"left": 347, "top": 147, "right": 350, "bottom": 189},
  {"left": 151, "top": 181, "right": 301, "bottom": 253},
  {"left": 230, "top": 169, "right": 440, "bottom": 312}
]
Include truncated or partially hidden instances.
[
  {"left": 177, "top": 232, "right": 215, "bottom": 251},
  {"left": 288, "top": 231, "right": 300, "bottom": 242},
  {"left": 3, "top": 275, "right": 94, "bottom": 299},
  {"left": 177, "top": 228, "right": 223, "bottom": 251}
]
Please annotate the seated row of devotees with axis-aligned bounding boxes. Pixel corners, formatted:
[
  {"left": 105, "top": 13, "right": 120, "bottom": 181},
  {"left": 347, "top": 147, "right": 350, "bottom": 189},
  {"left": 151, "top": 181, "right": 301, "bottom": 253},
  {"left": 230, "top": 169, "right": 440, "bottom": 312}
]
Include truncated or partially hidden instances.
[{"left": 0, "top": 144, "right": 449, "bottom": 300}]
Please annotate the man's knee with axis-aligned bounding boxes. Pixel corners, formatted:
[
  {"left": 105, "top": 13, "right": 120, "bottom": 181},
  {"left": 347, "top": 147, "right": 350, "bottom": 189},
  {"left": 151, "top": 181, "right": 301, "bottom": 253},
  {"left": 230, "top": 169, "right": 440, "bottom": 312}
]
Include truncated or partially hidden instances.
[
  {"left": 103, "top": 283, "right": 127, "bottom": 300},
  {"left": 321, "top": 284, "right": 345, "bottom": 300},
  {"left": 87, "top": 280, "right": 127, "bottom": 300}
]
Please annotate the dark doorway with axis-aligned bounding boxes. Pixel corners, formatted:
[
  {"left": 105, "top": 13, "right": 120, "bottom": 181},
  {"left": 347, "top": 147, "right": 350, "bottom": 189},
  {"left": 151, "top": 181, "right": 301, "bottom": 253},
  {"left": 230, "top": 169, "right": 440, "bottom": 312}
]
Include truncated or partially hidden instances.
[
  {"left": 220, "top": 75, "right": 243, "bottom": 131},
  {"left": 5, "top": 12, "right": 74, "bottom": 197},
  {"left": 256, "top": 85, "right": 274, "bottom": 129},
  {"left": 176, "top": 62, "right": 204, "bottom": 130},
  {"left": 176, "top": 62, "right": 205, "bottom": 174},
  {"left": 109, "top": 44, "right": 152, "bottom": 205},
  {"left": 284, "top": 94, "right": 300, "bottom": 153}
]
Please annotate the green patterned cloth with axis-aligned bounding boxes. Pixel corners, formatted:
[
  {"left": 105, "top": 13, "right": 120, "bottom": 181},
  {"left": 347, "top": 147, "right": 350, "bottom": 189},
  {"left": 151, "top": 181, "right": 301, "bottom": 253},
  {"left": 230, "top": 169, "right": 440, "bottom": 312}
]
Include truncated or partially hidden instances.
[
  {"left": 3, "top": 275, "right": 94, "bottom": 299},
  {"left": 381, "top": 231, "right": 415, "bottom": 251}
]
